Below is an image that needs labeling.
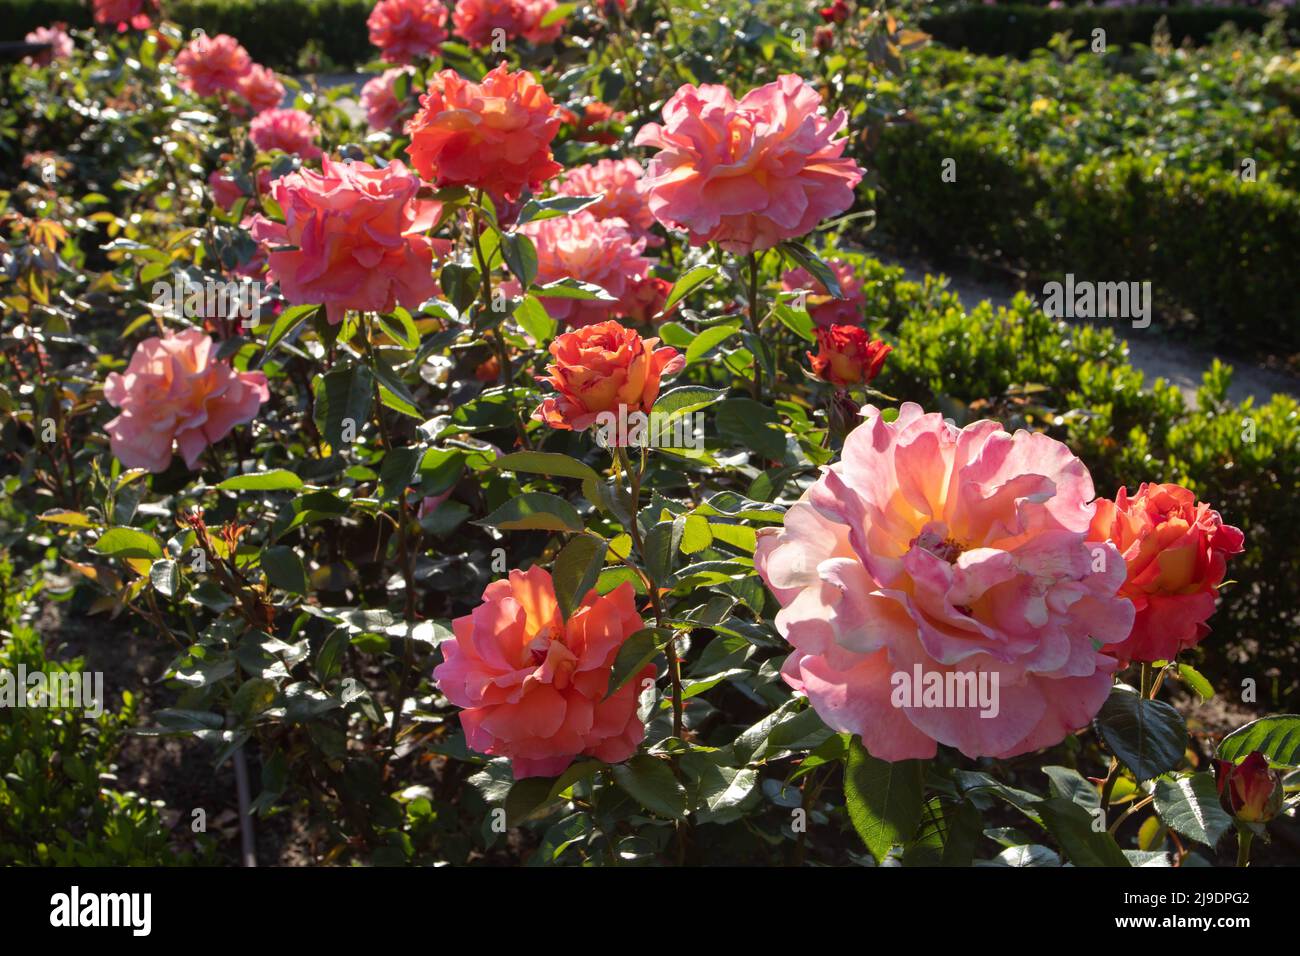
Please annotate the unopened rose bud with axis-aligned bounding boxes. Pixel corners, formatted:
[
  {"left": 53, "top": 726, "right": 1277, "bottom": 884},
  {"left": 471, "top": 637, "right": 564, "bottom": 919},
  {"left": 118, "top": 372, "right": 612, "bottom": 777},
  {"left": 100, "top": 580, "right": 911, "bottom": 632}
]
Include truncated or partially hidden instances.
[{"left": 1215, "top": 751, "right": 1284, "bottom": 824}]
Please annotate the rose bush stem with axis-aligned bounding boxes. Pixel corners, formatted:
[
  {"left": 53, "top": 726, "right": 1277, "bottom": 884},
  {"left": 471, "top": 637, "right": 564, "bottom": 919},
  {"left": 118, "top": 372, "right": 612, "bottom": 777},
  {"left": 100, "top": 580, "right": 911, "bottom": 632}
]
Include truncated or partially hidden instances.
[{"left": 745, "top": 251, "right": 764, "bottom": 401}]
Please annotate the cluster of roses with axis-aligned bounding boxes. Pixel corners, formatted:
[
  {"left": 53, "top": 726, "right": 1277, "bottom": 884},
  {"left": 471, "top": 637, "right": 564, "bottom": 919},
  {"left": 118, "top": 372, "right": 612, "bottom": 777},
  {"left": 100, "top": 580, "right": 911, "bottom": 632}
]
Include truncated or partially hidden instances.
[
  {"left": 368, "top": 0, "right": 566, "bottom": 65},
  {"left": 97, "top": 46, "right": 1251, "bottom": 802}
]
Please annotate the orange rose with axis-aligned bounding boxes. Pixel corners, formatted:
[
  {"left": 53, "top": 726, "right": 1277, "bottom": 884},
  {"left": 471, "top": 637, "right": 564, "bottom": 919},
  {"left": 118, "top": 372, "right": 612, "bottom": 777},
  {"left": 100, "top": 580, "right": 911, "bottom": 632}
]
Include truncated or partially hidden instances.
[
  {"left": 533, "top": 320, "right": 684, "bottom": 431},
  {"left": 405, "top": 62, "right": 561, "bottom": 202},
  {"left": 806, "top": 324, "right": 891, "bottom": 387},
  {"left": 1089, "top": 483, "right": 1244, "bottom": 663}
]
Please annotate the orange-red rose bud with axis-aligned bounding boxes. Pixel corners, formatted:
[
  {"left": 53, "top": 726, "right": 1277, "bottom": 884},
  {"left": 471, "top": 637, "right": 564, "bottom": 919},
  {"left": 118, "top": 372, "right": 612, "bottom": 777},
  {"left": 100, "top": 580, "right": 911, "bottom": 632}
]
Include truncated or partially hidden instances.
[
  {"left": 1215, "top": 751, "right": 1284, "bottom": 823},
  {"left": 1088, "top": 483, "right": 1244, "bottom": 663},
  {"left": 807, "top": 324, "right": 891, "bottom": 387},
  {"left": 533, "top": 320, "right": 685, "bottom": 431}
]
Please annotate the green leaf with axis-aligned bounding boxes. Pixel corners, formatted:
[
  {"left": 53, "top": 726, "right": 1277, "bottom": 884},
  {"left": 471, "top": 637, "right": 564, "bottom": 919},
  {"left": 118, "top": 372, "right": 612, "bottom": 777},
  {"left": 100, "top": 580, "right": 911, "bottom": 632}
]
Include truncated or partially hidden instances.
[
  {"left": 843, "top": 737, "right": 926, "bottom": 863},
  {"left": 715, "top": 398, "right": 787, "bottom": 461},
  {"left": 1217, "top": 715, "right": 1300, "bottom": 768},
  {"left": 495, "top": 450, "right": 599, "bottom": 482},
  {"left": 93, "top": 527, "right": 163, "bottom": 560},
  {"left": 606, "top": 627, "right": 670, "bottom": 697},
  {"left": 661, "top": 265, "right": 719, "bottom": 315},
  {"left": 149, "top": 559, "right": 178, "bottom": 597},
  {"left": 652, "top": 385, "right": 726, "bottom": 421},
  {"left": 1154, "top": 773, "right": 1233, "bottom": 847},
  {"left": 1176, "top": 663, "right": 1215, "bottom": 702},
  {"left": 500, "top": 232, "right": 539, "bottom": 288},
  {"left": 513, "top": 294, "right": 557, "bottom": 344},
  {"left": 685, "top": 323, "right": 741, "bottom": 365},
  {"left": 779, "top": 240, "right": 843, "bottom": 297},
  {"left": 217, "top": 469, "right": 303, "bottom": 492},
  {"left": 377, "top": 308, "right": 420, "bottom": 351},
  {"left": 1037, "top": 798, "right": 1130, "bottom": 867},
  {"left": 314, "top": 364, "right": 373, "bottom": 450},
  {"left": 552, "top": 534, "right": 605, "bottom": 621},
  {"left": 264, "top": 303, "right": 318, "bottom": 352},
  {"left": 478, "top": 492, "right": 583, "bottom": 533},
  {"left": 516, "top": 193, "right": 601, "bottom": 225},
  {"left": 1095, "top": 685, "right": 1187, "bottom": 782},
  {"left": 534, "top": 278, "right": 617, "bottom": 301},
  {"left": 611, "top": 755, "right": 687, "bottom": 820},
  {"left": 261, "top": 545, "right": 307, "bottom": 594},
  {"left": 1043, "top": 766, "right": 1101, "bottom": 810}
]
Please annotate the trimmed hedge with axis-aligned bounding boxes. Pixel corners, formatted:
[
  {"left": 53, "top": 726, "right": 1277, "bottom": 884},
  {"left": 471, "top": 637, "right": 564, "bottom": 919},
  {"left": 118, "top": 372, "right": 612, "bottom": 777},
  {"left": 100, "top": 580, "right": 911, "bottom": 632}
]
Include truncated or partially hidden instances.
[
  {"left": 921, "top": 4, "right": 1300, "bottom": 58},
  {"left": 875, "top": 121, "right": 1300, "bottom": 355},
  {"left": 2, "top": 0, "right": 374, "bottom": 71}
]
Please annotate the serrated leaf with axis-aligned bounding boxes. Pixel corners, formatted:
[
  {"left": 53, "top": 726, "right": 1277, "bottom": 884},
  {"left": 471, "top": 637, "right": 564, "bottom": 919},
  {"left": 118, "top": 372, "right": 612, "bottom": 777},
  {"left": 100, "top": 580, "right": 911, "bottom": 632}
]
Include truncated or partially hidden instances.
[
  {"left": 217, "top": 469, "right": 303, "bottom": 492},
  {"left": 1095, "top": 685, "right": 1187, "bottom": 781},
  {"left": 611, "top": 755, "right": 687, "bottom": 820},
  {"left": 844, "top": 736, "right": 926, "bottom": 863},
  {"left": 477, "top": 492, "right": 584, "bottom": 533},
  {"left": 1217, "top": 715, "right": 1300, "bottom": 768},
  {"left": 1153, "top": 773, "right": 1233, "bottom": 848}
]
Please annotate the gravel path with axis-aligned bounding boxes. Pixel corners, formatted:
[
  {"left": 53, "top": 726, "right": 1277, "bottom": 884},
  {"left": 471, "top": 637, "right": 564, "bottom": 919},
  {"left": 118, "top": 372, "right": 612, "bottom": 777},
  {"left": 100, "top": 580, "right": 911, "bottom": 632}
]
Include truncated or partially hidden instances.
[{"left": 876, "top": 252, "right": 1300, "bottom": 409}]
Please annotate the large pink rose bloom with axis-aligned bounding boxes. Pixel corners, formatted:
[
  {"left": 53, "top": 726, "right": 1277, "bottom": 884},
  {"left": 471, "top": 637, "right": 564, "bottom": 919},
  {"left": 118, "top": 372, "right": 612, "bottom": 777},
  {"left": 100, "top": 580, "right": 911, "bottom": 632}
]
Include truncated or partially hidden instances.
[
  {"left": 451, "top": 0, "right": 565, "bottom": 47},
  {"left": 434, "top": 567, "right": 655, "bottom": 778},
  {"left": 24, "top": 24, "right": 74, "bottom": 66},
  {"left": 236, "top": 64, "right": 286, "bottom": 114},
  {"left": 250, "top": 157, "right": 441, "bottom": 324},
  {"left": 755, "top": 403, "right": 1135, "bottom": 762},
  {"left": 361, "top": 67, "right": 415, "bottom": 132},
  {"left": 104, "top": 329, "right": 269, "bottom": 473},
  {"left": 635, "top": 75, "right": 864, "bottom": 253},
  {"left": 249, "top": 108, "right": 323, "bottom": 159},
  {"left": 174, "top": 34, "right": 253, "bottom": 98},
  {"left": 555, "top": 158, "right": 658, "bottom": 245},
  {"left": 516, "top": 212, "right": 654, "bottom": 327},
  {"left": 368, "top": 0, "right": 450, "bottom": 64}
]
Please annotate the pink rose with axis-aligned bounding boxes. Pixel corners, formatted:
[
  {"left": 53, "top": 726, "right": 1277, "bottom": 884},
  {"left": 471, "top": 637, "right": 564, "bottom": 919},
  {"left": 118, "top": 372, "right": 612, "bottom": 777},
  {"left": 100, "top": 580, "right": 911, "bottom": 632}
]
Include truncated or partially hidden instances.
[
  {"left": 208, "top": 167, "right": 273, "bottom": 213},
  {"left": 174, "top": 34, "right": 253, "bottom": 98},
  {"left": 104, "top": 329, "right": 269, "bottom": 473},
  {"left": 434, "top": 567, "right": 654, "bottom": 778},
  {"left": 24, "top": 24, "right": 74, "bottom": 66},
  {"left": 93, "top": 0, "right": 157, "bottom": 31},
  {"left": 514, "top": 212, "right": 655, "bottom": 327},
  {"left": 236, "top": 64, "right": 286, "bottom": 114},
  {"left": 755, "top": 403, "right": 1136, "bottom": 761},
  {"left": 635, "top": 75, "right": 864, "bottom": 252},
  {"left": 250, "top": 157, "right": 441, "bottom": 324},
  {"left": 405, "top": 62, "right": 562, "bottom": 203},
  {"left": 555, "top": 158, "right": 659, "bottom": 245},
  {"left": 360, "top": 67, "right": 416, "bottom": 132},
  {"left": 368, "top": 0, "right": 450, "bottom": 64},
  {"left": 249, "top": 108, "right": 323, "bottom": 159},
  {"left": 782, "top": 259, "right": 865, "bottom": 327},
  {"left": 1088, "top": 483, "right": 1244, "bottom": 663},
  {"left": 451, "top": 0, "right": 566, "bottom": 47}
]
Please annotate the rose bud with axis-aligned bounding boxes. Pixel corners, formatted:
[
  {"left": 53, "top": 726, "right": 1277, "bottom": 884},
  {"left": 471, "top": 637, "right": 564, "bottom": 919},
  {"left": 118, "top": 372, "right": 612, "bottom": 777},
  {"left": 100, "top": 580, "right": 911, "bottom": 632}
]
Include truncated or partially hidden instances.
[
  {"left": 807, "top": 324, "right": 891, "bottom": 388},
  {"left": 1215, "top": 751, "right": 1284, "bottom": 823}
]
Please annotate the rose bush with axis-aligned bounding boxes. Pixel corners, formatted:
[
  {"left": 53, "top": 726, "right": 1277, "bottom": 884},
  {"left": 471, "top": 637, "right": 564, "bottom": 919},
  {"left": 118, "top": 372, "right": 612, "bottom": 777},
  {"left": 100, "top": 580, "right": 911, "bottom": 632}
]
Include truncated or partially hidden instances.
[{"left": 0, "top": 3, "right": 1294, "bottom": 871}]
